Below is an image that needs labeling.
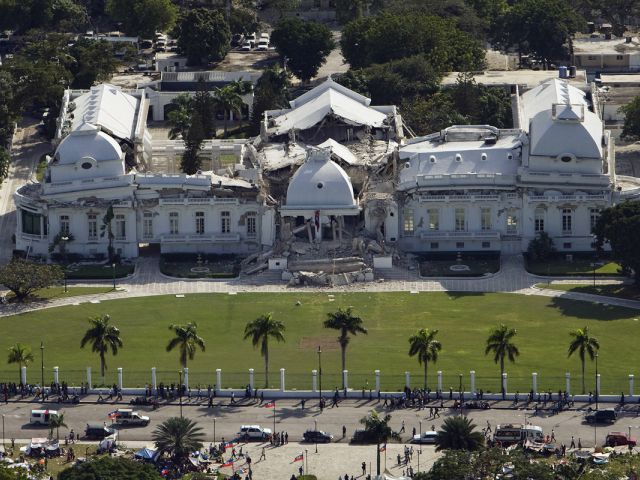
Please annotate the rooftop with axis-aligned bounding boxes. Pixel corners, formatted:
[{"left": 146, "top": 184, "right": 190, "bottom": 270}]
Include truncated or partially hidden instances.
[
  {"left": 441, "top": 70, "right": 588, "bottom": 90},
  {"left": 573, "top": 36, "right": 640, "bottom": 55}
]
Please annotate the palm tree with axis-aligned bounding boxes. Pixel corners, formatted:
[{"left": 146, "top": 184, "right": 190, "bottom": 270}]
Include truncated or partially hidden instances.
[
  {"left": 213, "top": 85, "right": 244, "bottom": 137},
  {"left": 435, "top": 416, "right": 484, "bottom": 452},
  {"left": 166, "top": 323, "right": 206, "bottom": 369},
  {"left": 80, "top": 314, "right": 123, "bottom": 383},
  {"left": 166, "top": 93, "right": 193, "bottom": 140},
  {"left": 568, "top": 326, "right": 600, "bottom": 394},
  {"left": 7, "top": 343, "right": 34, "bottom": 384},
  {"left": 485, "top": 324, "right": 519, "bottom": 398},
  {"left": 323, "top": 307, "right": 368, "bottom": 387},
  {"left": 360, "top": 410, "right": 394, "bottom": 476},
  {"left": 408, "top": 328, "right": 442, "bottom": 390},
  {"left": 153, "top": 417, "right": 205, "bottom": 463},
  {"left": 243, "top": 313, "right": 285, "bottom": 388},
  {"left": 48, "top": 413, "right": 68, "bottom": 440}
]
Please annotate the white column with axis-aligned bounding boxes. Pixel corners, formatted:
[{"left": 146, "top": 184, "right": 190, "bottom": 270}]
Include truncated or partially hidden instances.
[
  {"left": 437, "top": 371, "right": 442, "bottom": 392},
  {"left": 86, "top": 367, "right": 92, "bottom": 389},
  {"left": 280, "top": 368, "right": 286, "bottom": 392},
  {"left": 596, "top": 374, "right": 601, "bottom": 396},
  {"left": 630, "top": 374, "right": 635, "bottom": 397},
  {"left": 183, "top": 367, "right": 189, "bottom": 390},
  {"left": 532, "top": 372, "right": 538, "bottom": 394},
  {"left": 375, "top": 370, "right": 380, "bottom": 393},
  {"left": 470, "top": 371, "right": 476, "bottom": 395},
  {"left": 216, "top": 369, "right": 222, "bottom": 392},
  {"left": 404, "top": 371, "right": 410, "bottom": 389},
  {"left": 53, "top": 366, "right": 59, "bottom": 384},
  {"left": 117, "top": 368, "right": 123, "bottom": 391},
  {"left": 21, "top": 366, "right": 27, "bottom": 385},
  {"left": 151, "top": 367, "right": 157, "bottom": 391},
  {"left": 502, "top": 373, "right": 508, "bottom": 395},
  {"left": 565, "top": 372, "right": 571, "bottom": 395},
  {"left": 343, "top": 370, "right": 349, "bottom": 390},
  {"left": 312, "top": 370, "right": 317, "bottom": 392},
  {"left": 249, "top": 369, "right": 254, "bottom": 390}
]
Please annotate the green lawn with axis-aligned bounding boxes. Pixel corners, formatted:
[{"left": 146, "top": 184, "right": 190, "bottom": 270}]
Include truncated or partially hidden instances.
[
  {"left": 537, "top": 283, "right": 640, "bottom": 301},
  {"left": 525, "top": 256, "right": 623, "bottom": 276},
  {"left": 1, "top": 292, "right": 639, "bottom": 394}
]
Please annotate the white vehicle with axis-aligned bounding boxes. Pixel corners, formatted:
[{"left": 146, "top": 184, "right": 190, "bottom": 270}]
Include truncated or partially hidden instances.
[
  {"left": 29, "top": 410, "right": 59, "bottom": 425},
  {"left": 412, "top": 431, "right": 437, "bottom": 444},
  {"left": 109, "top": 408, "right": 150, "bottom": 426},
  {"left": 241, "top": 41, "right": 253, "bottom": 51},
  {"left": 494, "top": 424, "right": 544, "bottom": 445},
  {"left": 256, "top": 39, "right": 269, "bottom": 51},
  {"left": 239, "top": 425, "right": 272, "bottom": 440},
  {"left": 260, "top": 32, "right": 270, "bottom": 40},
  {"left": 245, "top": 33, "right": 257, "bottom": 47}
]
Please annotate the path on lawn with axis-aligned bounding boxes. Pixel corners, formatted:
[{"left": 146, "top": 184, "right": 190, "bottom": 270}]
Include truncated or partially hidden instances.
[{"left": 2, "top": 254, "right": 640, "bottom": 317}]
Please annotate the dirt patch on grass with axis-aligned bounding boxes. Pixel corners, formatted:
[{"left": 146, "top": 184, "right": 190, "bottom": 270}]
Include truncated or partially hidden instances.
[{"left": 299, "top": 337, "right": 339, "bottom": 350}]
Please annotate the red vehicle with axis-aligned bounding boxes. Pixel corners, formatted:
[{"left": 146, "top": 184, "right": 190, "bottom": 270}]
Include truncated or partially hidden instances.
[{"left": 605, "top": 432, "right": 637, "bottom": 447}]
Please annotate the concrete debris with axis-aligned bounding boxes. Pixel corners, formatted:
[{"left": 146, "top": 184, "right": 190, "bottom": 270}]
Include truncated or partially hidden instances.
[
  {"left": 245, "top": 262, "right": 268, "bottom": 275},
  {"left": 286, "top": 267, "right": 375, "bottom": 287},
  {"left": 366, "top": 240, "right": 384, "bottom": 254}
]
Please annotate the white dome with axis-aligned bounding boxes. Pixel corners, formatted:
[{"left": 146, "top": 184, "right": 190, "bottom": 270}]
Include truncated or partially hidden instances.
[
  {"left": 286, "top": 149, "right": 355, "bottom": 208},
  {"left": 55, "top": 123, "right": 123, "bottom": 165}
]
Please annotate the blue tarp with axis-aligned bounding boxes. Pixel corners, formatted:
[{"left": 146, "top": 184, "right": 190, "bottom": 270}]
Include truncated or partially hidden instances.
[{"left": 135, "top": 448, "right": 158, "bottom": 461}]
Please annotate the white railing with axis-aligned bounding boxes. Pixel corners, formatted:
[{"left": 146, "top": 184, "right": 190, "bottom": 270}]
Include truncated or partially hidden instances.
[
  {"left": 418, "top": 194, "right": 501, "bottom": 203},
  {"left": 418, "top": 230, "right": 501, "bottom": 239},
  {"left": 528, "top": 194, "right": 607, "bottom": 202},
  {"left": 158, "top": 197, "right": 240, "bottom": 206}
]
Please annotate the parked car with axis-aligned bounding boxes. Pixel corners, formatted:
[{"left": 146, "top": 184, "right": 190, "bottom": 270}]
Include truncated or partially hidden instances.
[
  {"left": 412, "top": 431, "right": 438, "bottom": 444},
  {"left": 256, "top": 39, "right": 269, "bottom": 51},
  {"left": 351, "top": 429, "right": 368, "bottom": 444},
  {"left": 245, "top": 33, "right": 256, "bottom": 47},
  {"left": 239, "top": 425, "right": 272, "bottom": 440},
  {"left": 605, "top": 432, "right": 637, "bottom": 447},
  {"left": 29, "top": 410, "right": 59, "bottom": 426},
  {"left": 585, "top": 409, "right": 617, "bottom": 424},
  {"left": 84, "top": 423, "right": 116, "bottom": 440},
  {"left": 140, "top": 39, "right": 153, "bottom": 49},
  {"left": 240, "top": 41, "right": 252, "bottom": 51},
  {"left": 303, "top": 430, "right": 333, "bottom": 443},
  {"left": 109, "top": 408, "right": 150, "bottom": 426}
]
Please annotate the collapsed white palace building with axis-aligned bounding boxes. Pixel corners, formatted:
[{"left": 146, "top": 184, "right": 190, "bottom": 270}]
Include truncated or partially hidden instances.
[{"left": 14, "top": 76, "right": 640, "bottom": 278}]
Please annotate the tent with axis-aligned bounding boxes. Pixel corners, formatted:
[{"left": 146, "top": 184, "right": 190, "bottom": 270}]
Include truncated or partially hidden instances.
[
  {"left": 135, "top": 447, "right": 159, "bottom": 462},
  {"left": 374, "top": 471, "right": 411, "bottom": 480}
]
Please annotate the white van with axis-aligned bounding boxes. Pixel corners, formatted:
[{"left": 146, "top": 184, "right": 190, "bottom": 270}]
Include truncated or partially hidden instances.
[
  {"left": 523, "top": 425, "right": 544, "bottom": 442},
  {"left": 30, "top": 410, "right": 59, "bottom": 425}
]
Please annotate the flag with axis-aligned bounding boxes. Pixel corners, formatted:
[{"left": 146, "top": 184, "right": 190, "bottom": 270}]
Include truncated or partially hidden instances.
[
  {"left": 379, "top": 444, "right": 386, "bottom": 452},
  {"left": 263, "top": 401, "right": 275, "bottom": 408},
  {"left": 293, "top": 454, "right": 304, "bottom": 463},
  {"left": 221, "top": 459, "right": 234, "bottom": 468},
  {"left": 223, "top": 441, "right": 236, "bottom": 450},
  {"left": 107, "top": 412, "right": 118, "bottom": 420}
]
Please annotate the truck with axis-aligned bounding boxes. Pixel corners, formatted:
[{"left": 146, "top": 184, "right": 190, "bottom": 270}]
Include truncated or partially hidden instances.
[
  {"left": 109, "top": 409, "right": 150, "bottom": 426},
  {"left": 494, "top": 424, "right": 544, "bottom": 445}
]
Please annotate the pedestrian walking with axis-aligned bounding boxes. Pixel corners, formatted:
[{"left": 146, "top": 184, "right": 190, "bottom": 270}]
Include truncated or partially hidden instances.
[
  {"left": 400, "top": 420, "right": 405, "bottom": 433},
  {"left": 578, "top": 438, "right": 582, "bottom": 449},
  {"left": 260, "top": 447, "right": 266, "bottom": 461},
  {"left": 342, "top": 425, "right": 347, "bottom": 438},
  {"left": 362, "top": 462, "right": 366, "bottom": 475},
  {"left": 486, "top": 421, "right": 491, "bottom": 433}
]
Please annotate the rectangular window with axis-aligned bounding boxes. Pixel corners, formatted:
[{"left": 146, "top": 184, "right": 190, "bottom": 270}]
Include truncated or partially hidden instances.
[
  {"left": 455, "top": 208, "right": 465, "bottom": 231},
  {"left": 195, "top": 211, "right": 205, "bottom": 234},
  {"left": 59, "top": 215, "right": 70, "bottom": 236},
  {"left": 589, "top": 208, "right": 600, "bottom": 231},
  {"left": 428, "top": 209, "right": 439, "bottom": 230},
  {"left": 456, "top": 241, "right": 465, "bottom": 249},
  {"left": 482, "top": 241, "right": 491, "bottom": 249},
  {"left": 115, "top": 214, "right": 126, "bottom": 240},
  {"left": 480, "top": 208, "right": 491, "bottom": 231},
  {"left": 21, "top": 210, "right": 42, "bottom": 235},
  {"left": 403, "top": 209, "right": 414, "bottom": 235},
  {"left": 88, "top": 214, "right": 97, "bottom": 240},
  {"left": 616, "top": 55, "right": 624, "bottom": 60},
  {"left": 562, "top": 208, "right": 573, "bottom": 234},
  {"left": 507, "top": 214, "right": 518, "bottom": 234},
  {"left": 430, "top": 242, "right": 439, "bottom": 249},
  {"left": 169, "top": 212, "right": 179, "bottom": 235},
  {"left": 143, "top": 212, "right": 153, "bottom": 239},
  {"left": 247, "top": 214, "right": 257, "bottom": 237},
  {"left": 563, "top": 242, "right": 572, "bottom": 249},
  {"left": 221, "top": 211, "right": 230, "bottom": 233},
  {"left": 534, "top": 209, "right": 545, "bottom": 232}
]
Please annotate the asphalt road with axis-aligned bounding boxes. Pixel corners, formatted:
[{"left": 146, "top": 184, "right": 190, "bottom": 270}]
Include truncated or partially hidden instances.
[{"left": 1, "top": 396, "right": 638, "bottom": 449}]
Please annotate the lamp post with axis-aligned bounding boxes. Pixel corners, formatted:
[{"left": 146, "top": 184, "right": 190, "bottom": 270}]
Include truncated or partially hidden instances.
[
  {"left": 459, "top": 374, "right": 463, "bottom": 395},
  {"left": 595, "top": 353, "right": 599, "bottom": 411},
  {"left": 317, "top": 346, "right": 322, "bottom": 406},
  {"left": 178, "top": 371, "right": 183, "bottom": 418},
  {"left": 61, "top": 236, "right": 69, "bottom": 292},
  {"left": 213, "top": 417, "right": 216, "bottom": 443},
  {"left": 314, "top": 418, "right": 318, "bottom": 453},
  {"left": 595, "top": 352, "right": 599, "bottom": 448},
  {"left": 111, "top": 263, "right": 116, "bottom": 290},
  {"left": 419, "top": 419, "right": 422, "bottom": 454},
  {"left": 2, "top": 414, "right": 5, "bottom": 450},
  {"left": 40, "top": 341, "right": 44, "bottom": 402}
]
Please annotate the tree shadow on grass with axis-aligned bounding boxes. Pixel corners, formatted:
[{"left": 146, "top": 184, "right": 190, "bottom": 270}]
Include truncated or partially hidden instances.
[
  {"left": 548, "top": 297, "right": 639, "bottom": 321},
  {"left": 445, "top": 291, "right": 485, "bottom": 300}
]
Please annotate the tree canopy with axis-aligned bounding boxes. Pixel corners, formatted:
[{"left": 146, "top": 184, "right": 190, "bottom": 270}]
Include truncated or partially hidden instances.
[
  {"left": 174, "top": 8, "right": 231, "bottom": 66},
  {"left": 593, "top": 201, "right": 640, "bottom": 283},
  {"left": 619, "top": 95, "right": 640, "bottom": 140},
  {"left": 69, "top": 38, "right": 119, "bottom": 89},
  {"left": 59, "top": 456, "right": 161, "bottom": 480},
  {"left": 106, "top": 0, "right": 177, "bottom": 38},
  {"left": 250, "top": 66, "right": 290, "bottom": 135},
  {"left": 0, "top": 260, "right": 63, "bottom": 301},
  {"left": 271, "top": 18, "right": 335, "bottom": 82},
  {"left": 341, "top": 12, "right": 485, "bottom": 70}
]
